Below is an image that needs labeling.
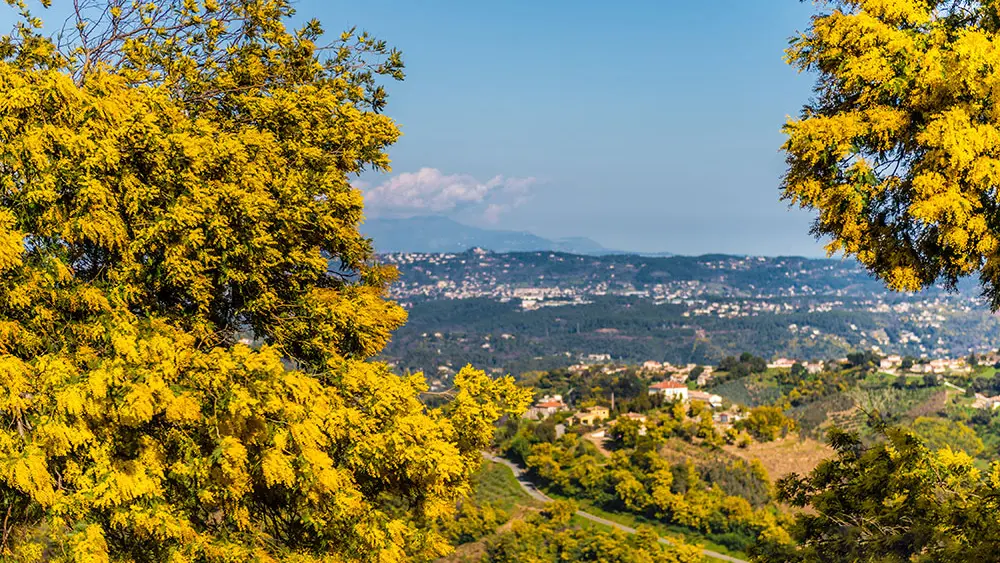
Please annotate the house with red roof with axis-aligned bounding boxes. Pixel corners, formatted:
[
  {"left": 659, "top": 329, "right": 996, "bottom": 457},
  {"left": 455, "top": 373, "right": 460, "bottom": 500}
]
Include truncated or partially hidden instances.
[
  {"left": 648, "top": 380, "right": 689, "bottom": 402},
  {"left": 523, "top": 394, "right": 569, "bottom": 420}
]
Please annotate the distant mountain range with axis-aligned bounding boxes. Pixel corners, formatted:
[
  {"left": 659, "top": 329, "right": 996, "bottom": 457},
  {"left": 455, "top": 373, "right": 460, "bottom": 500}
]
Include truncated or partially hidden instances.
[{"left": 361, "top": 216, "right": 672, "bottom": 256}]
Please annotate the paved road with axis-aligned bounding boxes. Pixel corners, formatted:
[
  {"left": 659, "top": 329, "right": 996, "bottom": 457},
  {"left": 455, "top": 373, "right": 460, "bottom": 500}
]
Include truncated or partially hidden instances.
[{"left": 482, "top": 453, "right": 748, "bottom": 563}]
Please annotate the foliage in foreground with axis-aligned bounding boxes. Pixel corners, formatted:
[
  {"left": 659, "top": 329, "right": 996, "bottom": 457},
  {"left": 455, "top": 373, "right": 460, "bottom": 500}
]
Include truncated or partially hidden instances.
[
  {"left": 438, "top": 501, "right": 511, "bottom": 547},
  {"left": 434, "top": 463, "right": 703, "bottom": 562},
  {"left": 783, "top": 0, "right": 1000, "bottom": 309},
  {"left": 512, "top": 430, "right": 791, "bottom": 553},
  {"left": 484, "top": 501, "right": 704, "bottom": 563},
  {"left": 0, "top": 1, "right": 531, "bottom": 561},
  {"left": 777, "top": 1, "right": 1000, "bottom": 556},
  {"left": 752, "top": 426, "right": 1000, "bottom": 562}
]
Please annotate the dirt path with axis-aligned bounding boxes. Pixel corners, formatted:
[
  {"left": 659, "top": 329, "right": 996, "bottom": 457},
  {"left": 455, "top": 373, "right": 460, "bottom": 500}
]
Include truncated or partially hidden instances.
[{"left": 582, "top": 430, "right": 613, "bottom": 457}]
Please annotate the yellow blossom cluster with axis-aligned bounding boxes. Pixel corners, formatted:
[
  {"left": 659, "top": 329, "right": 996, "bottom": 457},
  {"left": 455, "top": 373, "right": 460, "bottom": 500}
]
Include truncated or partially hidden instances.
[{"left": 784, "top": 0, "right": 1000, "bottom": 305}]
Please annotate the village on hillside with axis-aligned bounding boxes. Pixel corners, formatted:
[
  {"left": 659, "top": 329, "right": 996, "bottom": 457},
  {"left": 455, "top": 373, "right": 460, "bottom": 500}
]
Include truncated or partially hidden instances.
[
  {"left": 514, "top": 349, "right": 1000, "bottom": 448},
  {"left": 520, "top": 360, "right": 736, "bottom": 444}
]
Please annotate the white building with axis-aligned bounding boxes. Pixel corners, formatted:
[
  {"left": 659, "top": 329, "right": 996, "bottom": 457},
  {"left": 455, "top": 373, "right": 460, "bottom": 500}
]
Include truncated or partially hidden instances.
[
  {"left": 523, "top": 394, "right": 569, "bottom": 420},
  {"left": 689, "top": 390, "right": 723, "bottom": 408},
  {"left": 880, "top": 355, "right": 903, "bottom": 370},
  {"left": 973, "top": 393, "right": 1000, "bottom": 410},
  {"left": 648, "top": 380, "right": 689, "bottom": 402},
  {"left": 768, "top": 358, "right": 797, "bottom": 369},
  {"left": 804, "top": 362, "right": 824, "bottom": 374}
]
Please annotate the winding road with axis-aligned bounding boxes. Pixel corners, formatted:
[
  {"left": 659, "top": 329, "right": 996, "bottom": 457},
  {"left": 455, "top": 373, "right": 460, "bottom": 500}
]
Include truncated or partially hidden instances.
[{"left": 482, "top": 453, "right": 748, "bottom": 563}]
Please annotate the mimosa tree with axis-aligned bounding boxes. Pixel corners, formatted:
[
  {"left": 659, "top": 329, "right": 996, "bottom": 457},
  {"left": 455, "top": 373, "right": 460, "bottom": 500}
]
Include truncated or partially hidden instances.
[
  {"left": 783, "top": 0, "right": 1000, "bottom": 309},
  {"left": 0, "top": 1, "right": 529, "bottom": 561},
  {"left": 764, "top": 1, "right": 1000, "bottom": 560}
]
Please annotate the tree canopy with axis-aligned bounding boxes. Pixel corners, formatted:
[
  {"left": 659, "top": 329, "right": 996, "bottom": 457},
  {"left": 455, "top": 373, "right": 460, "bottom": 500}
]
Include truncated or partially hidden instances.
[
  {"left": 485, "top": 500, "right": 704, "bottom": 563},
  {"left": 783, "top": 0, "right": 1000, "bottom": 309},
  {"left": 753, "top": 427, "right": 1000, "bottom": 562},
  {"left": 779, "top": 3, "right": 1000, "bottom": 551},
  {"left": 0, "top": 1, "right": 530, "bottom": 561}
]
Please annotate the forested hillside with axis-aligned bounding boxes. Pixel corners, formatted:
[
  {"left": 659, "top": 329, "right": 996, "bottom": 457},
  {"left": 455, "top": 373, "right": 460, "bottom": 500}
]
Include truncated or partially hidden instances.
[{"left": 378, "top": 250, "right": 1000, "bottom": 379}]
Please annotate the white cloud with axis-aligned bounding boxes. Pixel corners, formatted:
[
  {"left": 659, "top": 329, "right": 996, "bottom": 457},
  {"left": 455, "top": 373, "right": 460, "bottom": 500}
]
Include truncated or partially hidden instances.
[
  {"left": 482, "top": 203, "right": 510, "bottom": 224},
  {"left": 359, "top": 168, "right": 537, "bottom": 222}
]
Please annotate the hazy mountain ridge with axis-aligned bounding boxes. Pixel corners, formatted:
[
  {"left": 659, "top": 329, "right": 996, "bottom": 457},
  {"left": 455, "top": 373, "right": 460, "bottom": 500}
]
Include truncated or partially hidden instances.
[{"left": 362, "top": 216, "right": 667, "bottom": 255}]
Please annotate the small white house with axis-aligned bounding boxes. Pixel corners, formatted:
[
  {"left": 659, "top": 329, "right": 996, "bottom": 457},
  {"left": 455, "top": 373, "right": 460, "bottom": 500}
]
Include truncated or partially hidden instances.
[
  {"left": 768, "top": 358, "right": 797, "bottom": 369},
  {"left": 689, "top": 390, "right": 723, "bottom": 408}
]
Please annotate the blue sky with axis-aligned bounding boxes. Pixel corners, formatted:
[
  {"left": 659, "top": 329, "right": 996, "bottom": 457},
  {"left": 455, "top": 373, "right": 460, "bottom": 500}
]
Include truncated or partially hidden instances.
[
  {"left": 323, "top": 0, "right": 824, "bottom": 256},
  {"left": 2, "top": 0, "right": 826, "bottom": 256}
]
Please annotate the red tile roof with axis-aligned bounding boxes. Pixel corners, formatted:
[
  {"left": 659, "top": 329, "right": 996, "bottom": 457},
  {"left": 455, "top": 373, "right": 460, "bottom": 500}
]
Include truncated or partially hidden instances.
[
  {"left": 650, "top": 381, "right": 686, "bottom": 390},
  {"left": 536, "top": 401, "right": 566, "bottom": 408}
]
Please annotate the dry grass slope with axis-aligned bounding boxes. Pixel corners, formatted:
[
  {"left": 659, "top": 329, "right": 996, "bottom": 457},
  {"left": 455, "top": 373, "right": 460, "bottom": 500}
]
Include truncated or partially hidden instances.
[{"left": 723, "top": 437, "right": 834, "bottom": 480}]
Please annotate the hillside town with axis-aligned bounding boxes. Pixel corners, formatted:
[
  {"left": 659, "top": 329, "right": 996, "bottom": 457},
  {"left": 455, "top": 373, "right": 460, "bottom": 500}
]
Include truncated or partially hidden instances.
[
  {"left": 521, "top": 384, "right": 739, "bottom": 439},
  {"left": 380, "top": 250, "right": 1000, "bottom": 364},
  {"left": 513, "top": 350, "right": 995, "bottom": 422},
  {"left": 420, "top": 348, "right": 988, "bottom": 393}
]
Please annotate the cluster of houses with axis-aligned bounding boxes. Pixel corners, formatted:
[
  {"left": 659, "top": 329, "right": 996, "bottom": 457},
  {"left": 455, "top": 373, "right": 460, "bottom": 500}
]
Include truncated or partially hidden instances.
[
  {"left": 640, "top": 361, "right": 716, "bottom": 386},
  {"left": 523, "top": 394, "right": 571, "bottom": 420},
  {"left": 522, "top": 379, "right": 738, "bottom": 435},
  {"left": 767, "top": 358, "right": 825, "bottom": 374},
  {"left": 565, "top": 360, "right": 717, "bottom": 385},
  {"left": 876, "top": 354, "right": 973, "bottom": 375},
  {"left": 972, "top": 394, "right": 1000, "bottom": 410},
  {"left": 523, "top": 395, "right": 615, "bottom": 423},
  {"left": 646, "top": 380, "right": 723, "bottom": 407},
  {"left": 767, "top": 355, "right": 980, "bottom": 376},
  {"left": 520, "top": 351, "right": 996, "bottom": 434},
  {"left": 645, "top": 380, "right": 739, "bottom": 425}
]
